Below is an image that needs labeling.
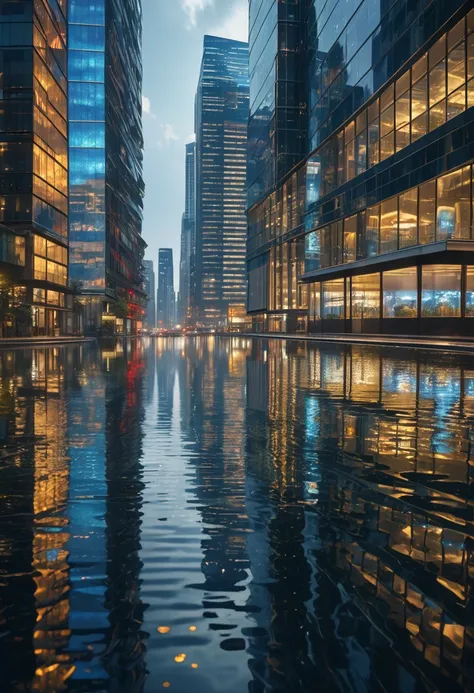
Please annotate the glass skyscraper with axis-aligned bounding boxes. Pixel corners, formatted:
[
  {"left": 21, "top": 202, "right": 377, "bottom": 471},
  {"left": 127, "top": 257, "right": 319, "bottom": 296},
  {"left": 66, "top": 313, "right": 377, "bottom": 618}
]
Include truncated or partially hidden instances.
[
  {"left": 178, "top": 141, "right": 196, "bottom": 325},
  {"left": 195, "top": 36, "right": 249, "bottom": 329},
  {"left": 68, "top": 0, "right": 146, "bottom": 335},
  {"left": 157, "top": 249, "right": 175, "bottom": 329},
  {"left": 143, "top": 259, "right": 155, "bottom": 328},
  {"left": 248, "top": 0, "right": 474, "bottom": 338},
  {"left": 0, "top": 0, "right": 70, "bottom": 336}
]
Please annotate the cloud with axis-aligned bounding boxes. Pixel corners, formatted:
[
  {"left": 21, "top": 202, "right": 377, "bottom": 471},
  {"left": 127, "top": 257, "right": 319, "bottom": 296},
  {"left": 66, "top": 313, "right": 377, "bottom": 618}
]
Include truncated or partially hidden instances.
[
  {"left": 142, "top": 95, "right": 155, "bottom": 118},
  {"left": 157, "top": 123, "right": 180, "bottom": 148},
  {"left": 210, "top": 2, "right": 248, "bottom": 42},
  {"left": 185, "top": 134, "right": 195, "bottom": 144},
  {"left": 182, "top": 0, "right": 213, "bottom": 27}
]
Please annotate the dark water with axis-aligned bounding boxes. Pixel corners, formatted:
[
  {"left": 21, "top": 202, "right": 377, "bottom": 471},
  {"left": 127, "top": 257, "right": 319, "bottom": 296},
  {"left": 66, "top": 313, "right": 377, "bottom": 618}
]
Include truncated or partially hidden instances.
[{"left": 0, "top": 337, "right": 473, "bottom": 693}]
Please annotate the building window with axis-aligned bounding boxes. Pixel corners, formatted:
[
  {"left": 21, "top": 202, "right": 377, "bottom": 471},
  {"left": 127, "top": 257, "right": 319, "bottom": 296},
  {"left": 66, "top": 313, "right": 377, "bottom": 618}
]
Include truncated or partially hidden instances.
[
  {"left": 365, "top": 206, "right": 380, "bottom": 257},
  {"left": 380, "top": 198, "right": 398, "bottom": 254},
  {"left": 437, "top": 167, "right": 471, "bottom": 239},
  {"left": 34, "top": 256, "right": 47, "bottom": 281},
  {"left": 322, "top": 279, "right": 344, "bottom": 319},
  {"left": 33, "top": 288, "right": 46, "bottom": 304},
  {"left": 419, "top": 181, "right": 436, "bottom": 244},
  {"left": 466, "top": 268, "right": 474, "bottom": 316},
  {"left": 309, "top": 283, "right": 321, "bottom": 321},
  {"left": 352, "top": 273, "right": 380, "bottom": 319},
  {"left": 422, "top": 265, "right": 461, "bottom": 317},
  {"left": 383, "top": 267, "right": 418, "bottom": 318},
  {"left": 305, "top": 13, "right": 474, "bottom": 207},
  {"left": 344, "top": 215, "right": 357, "bottom": 263},
  {"left": 399, "top": 189, "right": 418, "bottom": 248}
]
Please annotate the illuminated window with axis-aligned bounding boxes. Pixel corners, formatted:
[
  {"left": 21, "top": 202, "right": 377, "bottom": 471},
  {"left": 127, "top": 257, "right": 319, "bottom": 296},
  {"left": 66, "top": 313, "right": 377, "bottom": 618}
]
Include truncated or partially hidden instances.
[
  {"left": 33, "top": 288, "right": 46, "bottom": 303},
  {"left": 419, "top": 181, "right": 436, "bottom": 244},
  {"left": 466, "top": 267, "right": 474, "bottom": 316},
  {"left": 352, "top": 273, "right": 380, "bottom": 319},
  {"left": 34, "top": 256, "right": 46, "bottom": 280},
  {"left": 34, "top": 234, "right": 46, "bottom": 257},
  {"left": 437, "top": 167, "right": 471, "bottom": 239},
  {"left": 309, "top": 283, "right": 321, "bottom": 321},
  {"left": 380, "top": 198, "right": 398, "bottom": 254},
  {"left": 383, "top": 267, "right": 418, "bottom": 318},
  {"left": 322, "top": 279, "right": 344, "bottom": 319},
  {"left": 344, "top": 215, "right": 357, "bottom": 263},
  {"left": 422, "top": 265, "right": 461, "bottom": 317},
  {"left": 399, "top": 189, "right": 418, "bottom": 248}
]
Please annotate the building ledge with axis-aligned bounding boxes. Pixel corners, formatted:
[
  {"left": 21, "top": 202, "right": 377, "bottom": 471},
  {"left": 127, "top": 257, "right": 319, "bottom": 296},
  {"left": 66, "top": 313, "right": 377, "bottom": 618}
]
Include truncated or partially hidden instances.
[
  {"left": 245, "top": 332, "right": 474, "bottom": 354},
  {"left": 300, "top": 240, "right": 474, "bottom": 283}
]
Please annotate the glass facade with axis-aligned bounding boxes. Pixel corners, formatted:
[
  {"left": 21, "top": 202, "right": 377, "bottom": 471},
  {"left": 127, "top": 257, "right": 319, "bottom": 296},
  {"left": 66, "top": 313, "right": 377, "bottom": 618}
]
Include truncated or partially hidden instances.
[
  {"left": 68, "top": 0, "right": 106, "bottom": 289},
  {"left": 304, "top": 163, "right": 474, "bottom": 272},
  {"left": 248, "top": 0, "right": 307, "bottom": 208},
  {"left": 68, "top": 0, "right": 146, "bottom": 333},
  {"left": 0, "top": 0, "right": 70, "bottom": 335},
  {"left": 248, "top": 1, "right": 474, "bottom": 337},
  {"left": 178, "top": 142, "right": 195, "bottom": 325},
  {"left": 195, "top": 36, "right": 249, "bottom": 328},
  {"left": 157, "top": 249, "right": 175, "bottom": 329}
]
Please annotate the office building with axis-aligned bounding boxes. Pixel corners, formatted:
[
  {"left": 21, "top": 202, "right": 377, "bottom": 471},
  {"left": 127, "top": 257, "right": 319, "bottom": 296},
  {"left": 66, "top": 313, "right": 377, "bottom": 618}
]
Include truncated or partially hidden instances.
[
  {"left": 143, "top": 260, "right": 155, "bottom": 328},
  {"left": 157, "top": 249, "right": 175, "bottom": 329},
  {"left": 68, "top": 0, "right": 146, "bottom": 335},
  {"left": 0, "top": 0, "right": 70, "bottom": 336},
  {"left": 195, "top": 36, "right": 249, "bottom": 329},
  {"left": 178, "top": 141, "right": 196, "bottom": 324},
  {"left": 248, "top": 0, "right": 474, "bottom": 337}
]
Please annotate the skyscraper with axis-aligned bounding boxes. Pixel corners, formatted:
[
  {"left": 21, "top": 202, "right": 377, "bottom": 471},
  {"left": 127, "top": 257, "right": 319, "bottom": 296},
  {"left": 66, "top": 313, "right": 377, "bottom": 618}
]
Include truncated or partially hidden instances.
[
  {"left": 178, "top": 142, "right": 196, "bottom": 325},
  {"left": 68, "top": 0, "right": 146, "bottom": 335},
  {"left": 157, "top": 249, "right": 175, "bottom": 329},
  {"left": 248, "top": 0, "right": 474, "bottom": 338},
  {"left": 0, "top": 0, "right": 70, "bottom": 336},
  {"left": 143, "top": 260, "right": 156, "bottom": 329},
  {"left": 194, "top": 36, "right": 249, "bottom": 329}
]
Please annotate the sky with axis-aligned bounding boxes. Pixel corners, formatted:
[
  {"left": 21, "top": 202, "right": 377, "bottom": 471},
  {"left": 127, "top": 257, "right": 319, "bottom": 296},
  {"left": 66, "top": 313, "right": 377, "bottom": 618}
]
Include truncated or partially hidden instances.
[{"left": 141, "top": 0, "right": 249, "bottom": 286}]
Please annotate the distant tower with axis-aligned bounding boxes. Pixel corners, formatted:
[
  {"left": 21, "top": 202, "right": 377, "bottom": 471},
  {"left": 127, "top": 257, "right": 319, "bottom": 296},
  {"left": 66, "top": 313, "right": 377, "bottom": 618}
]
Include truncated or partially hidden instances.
[
  {"left": 143, "top": 261, "right": 156, "bottom": 328},
  {"left": 194, "top": 36, "right": 249, "bottom": 328},
  {"left": 179, "top": 142, "right": 196, "bottom": 324},
  {"left": 157, "top": 249, "right": 175, "bottom": 328}
]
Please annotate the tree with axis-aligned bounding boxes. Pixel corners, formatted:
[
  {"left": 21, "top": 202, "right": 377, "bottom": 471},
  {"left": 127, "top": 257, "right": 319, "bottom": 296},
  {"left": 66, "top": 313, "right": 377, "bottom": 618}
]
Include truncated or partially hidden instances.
[{"left": 112, "top": 298, "right": 128, "bottom": 319}]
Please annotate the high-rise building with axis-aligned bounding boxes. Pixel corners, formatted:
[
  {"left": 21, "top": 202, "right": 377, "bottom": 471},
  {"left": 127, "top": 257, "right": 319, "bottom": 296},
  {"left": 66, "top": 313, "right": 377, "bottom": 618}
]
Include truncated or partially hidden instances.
[
  {"left": 157, "top": 249, "right": 175, "bottom": 329},
  {"left": 178, "top": 142, "right": 196, "bottom": 325},
  {"left": 143, "top": 260, "right": 156, "bottom": 329},
  {"left": 248, "top": 0, "right": 474, "bottom": 338},
  {"left": 0, "top": 0, "right": 70, "bottom": 337},
  {"left": 194, "top": 36, "right": 249, "bottom": 329},
  {"left": 68, "top": 0, "right": 147, "bottom": 335}
]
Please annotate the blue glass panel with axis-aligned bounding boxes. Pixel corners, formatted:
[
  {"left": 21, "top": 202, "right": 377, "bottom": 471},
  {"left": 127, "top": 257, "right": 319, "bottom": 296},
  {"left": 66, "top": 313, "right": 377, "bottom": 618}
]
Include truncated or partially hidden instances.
[
  {"left": 69, "top": 24, "right": 105, "bottom": 51},
  {"left": 69, "top": 148, "right": 105, "bottom": 185},
  {"left": 69, "top": 83, "right": 105, "bottom": 120},
  {"left": 69, "top": 50, "right": 104, "bottom": 82},
  {"left": 70, "top": 122, "right": 105, "bottom": 148},
  {"left": 69, "top": 0, "right": 105, "bottom": 25},
  {"left": 305, "top": 230, "right": 320, "bottom": 273}
]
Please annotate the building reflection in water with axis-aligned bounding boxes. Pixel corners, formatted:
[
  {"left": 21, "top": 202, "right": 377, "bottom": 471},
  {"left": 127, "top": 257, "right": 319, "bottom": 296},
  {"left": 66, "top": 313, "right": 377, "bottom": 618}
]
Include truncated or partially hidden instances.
[
  {"left": 1, "top": 337, "right": 474, "bottom": 693},
  {"left": 0, "top": 340, "right": 147, "bottom": 693}
]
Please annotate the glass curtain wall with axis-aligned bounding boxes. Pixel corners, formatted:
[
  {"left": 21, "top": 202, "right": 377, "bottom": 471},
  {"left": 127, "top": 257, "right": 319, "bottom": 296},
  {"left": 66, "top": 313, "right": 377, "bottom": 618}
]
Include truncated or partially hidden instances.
[
  {"left": 306, "top": 164, "right": 474, "bottom": 271},
  {"left": 305, "top": 12, "right": 474, "bottom": 203},
  {"left": 68, "top": 0, "right": 106, "bottom": 289}
]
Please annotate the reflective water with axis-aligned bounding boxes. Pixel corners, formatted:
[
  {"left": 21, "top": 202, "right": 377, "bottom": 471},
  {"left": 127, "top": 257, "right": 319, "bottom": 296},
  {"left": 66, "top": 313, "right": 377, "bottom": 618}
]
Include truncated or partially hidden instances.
[{"left": 0, "top": 337, "right": 473, "bottom": 693}]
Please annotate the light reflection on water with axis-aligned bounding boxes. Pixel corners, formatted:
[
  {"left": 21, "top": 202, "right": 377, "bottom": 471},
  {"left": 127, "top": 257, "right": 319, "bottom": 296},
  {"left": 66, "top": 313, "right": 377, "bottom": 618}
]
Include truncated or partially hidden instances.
[{"left": 0, "top": 337, "right": 473, "bottom": 692}]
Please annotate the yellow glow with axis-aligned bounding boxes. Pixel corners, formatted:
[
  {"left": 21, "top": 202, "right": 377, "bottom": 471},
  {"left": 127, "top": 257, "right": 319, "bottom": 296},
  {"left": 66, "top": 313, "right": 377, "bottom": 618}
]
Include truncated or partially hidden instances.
[
  {"left": 189, "top": 626, "right": 197, "bottom": 632},
  {"left": 191, "top": 663, "right": 198, "bottom": 669},
  {"left": 174, "top": 654, "right": 186, "bottom": 663},
  {"left": 158, "top": 626, "right": 171, "bottom": 634},
  {"left": 163, "top": 683, "right": 171, "bottom": 689}
]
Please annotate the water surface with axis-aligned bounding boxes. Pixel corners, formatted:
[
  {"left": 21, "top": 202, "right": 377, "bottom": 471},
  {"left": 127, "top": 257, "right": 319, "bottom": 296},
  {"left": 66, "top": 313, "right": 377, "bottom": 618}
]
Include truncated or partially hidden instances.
[{"left": 0, "top": 337, "right": 473, "bottom": 692}]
